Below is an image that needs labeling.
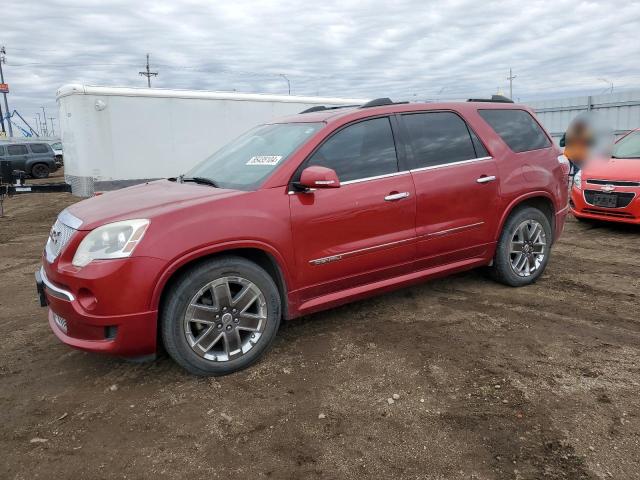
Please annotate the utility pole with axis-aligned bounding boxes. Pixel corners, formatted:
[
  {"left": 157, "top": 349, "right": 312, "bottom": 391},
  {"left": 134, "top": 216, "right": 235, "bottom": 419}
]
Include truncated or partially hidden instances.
[
  {"left": 49, "top": 117, "right": 55, "bottom": 136},
  {"left": 41, "top": 106, "right": 48, "bottom": 136},
  {"left": 507, "top": 67, "right": 517, "bottom": 100},
  {"left": 0, "top": 46, "right": 14, "bottom": 137},
  {"left": 139, "top": 53, "right": 158, "bottom": 88}
]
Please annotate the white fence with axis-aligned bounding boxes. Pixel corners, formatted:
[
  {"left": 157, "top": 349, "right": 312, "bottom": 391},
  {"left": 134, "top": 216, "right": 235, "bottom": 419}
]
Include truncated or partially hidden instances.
[{"left": 527, "top": 90, "right": 640, "bottom": 143}]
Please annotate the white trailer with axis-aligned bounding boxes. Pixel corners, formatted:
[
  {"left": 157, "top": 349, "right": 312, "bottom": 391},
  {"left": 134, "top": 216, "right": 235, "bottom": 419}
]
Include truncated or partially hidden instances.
[{"left": 56, "top": 85, "right": 366, "bottom": 196}]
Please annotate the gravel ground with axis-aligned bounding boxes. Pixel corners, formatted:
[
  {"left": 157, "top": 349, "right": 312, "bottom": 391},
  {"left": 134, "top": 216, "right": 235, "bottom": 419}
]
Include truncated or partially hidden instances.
[{"left": 1, "top": 192, "right": 639, "bottom": 479}]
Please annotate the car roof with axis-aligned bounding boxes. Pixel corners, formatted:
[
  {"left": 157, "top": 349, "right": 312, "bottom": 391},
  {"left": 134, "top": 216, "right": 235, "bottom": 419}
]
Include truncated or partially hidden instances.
[{"left": 275, "top": 100, "right": 533, "bottom": 126}]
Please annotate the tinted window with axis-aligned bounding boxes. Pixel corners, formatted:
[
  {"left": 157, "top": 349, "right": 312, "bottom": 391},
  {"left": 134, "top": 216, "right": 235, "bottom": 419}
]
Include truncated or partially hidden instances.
[
  {"left": 7, "top": 145, "right": 28, "bottom": 155},
  {"left": 479, "top": 109, "right": 551, "bottom": 152},
  {"left": 403, "top": 112, "right": 477, "bottom": 168},
  {"left": 29, "top": 143, "right": 49, "bottom": 153},
  {"left": 307, "top": 117, "right": 398, "bottom": 182},
  {"left": 0, "top": 145, "right": 4, "bottom": 155}
]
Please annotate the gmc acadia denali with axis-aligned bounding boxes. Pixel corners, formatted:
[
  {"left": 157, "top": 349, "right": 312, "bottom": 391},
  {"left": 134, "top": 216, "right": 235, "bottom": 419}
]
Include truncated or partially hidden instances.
[{"left": 36, "top": 96, "right": 569, "bottom": 375}]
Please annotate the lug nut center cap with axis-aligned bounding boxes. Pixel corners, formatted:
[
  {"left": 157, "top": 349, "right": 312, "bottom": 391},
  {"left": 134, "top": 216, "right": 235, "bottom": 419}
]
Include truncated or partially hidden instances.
[{"left": 222, "top": 312, "right": 233, "bottom": 323}]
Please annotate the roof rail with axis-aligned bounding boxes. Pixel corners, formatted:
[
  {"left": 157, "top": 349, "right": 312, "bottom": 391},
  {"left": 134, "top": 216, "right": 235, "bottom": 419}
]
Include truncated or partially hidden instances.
[
  {"left": 359, "top": 97, "right": 410, "bottom": 108},
  {"left": 467, "top": 94, "right": 514, "bottom": 103},
  {"left": 298, "top": 104, "right": 361, "bottom": 114}
]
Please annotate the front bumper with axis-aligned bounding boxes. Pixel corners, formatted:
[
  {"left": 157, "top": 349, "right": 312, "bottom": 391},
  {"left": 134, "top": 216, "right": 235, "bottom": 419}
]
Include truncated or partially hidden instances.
[
  {"left": 570, "top": 186, "right": 640, "bottom": 224},
  {"left": 36, "top": 258, "right": 162, "bottom": 357}
]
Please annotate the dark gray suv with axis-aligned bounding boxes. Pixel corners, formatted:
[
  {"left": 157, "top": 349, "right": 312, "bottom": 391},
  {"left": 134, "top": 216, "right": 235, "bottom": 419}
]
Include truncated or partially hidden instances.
[{"left": 0, "top": 142, "right": 58, "bottom": 178}]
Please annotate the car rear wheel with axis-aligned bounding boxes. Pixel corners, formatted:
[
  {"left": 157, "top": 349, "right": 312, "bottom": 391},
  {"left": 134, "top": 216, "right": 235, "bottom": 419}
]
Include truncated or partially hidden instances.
[
  {"left": 31, "top": 163, "right": 50, "bottom": 179},
  {"left": 161, "top": 256, "right": 281, "bottom": 376},
  {"left": 489, "top": 207, "right": 552, "bottom": 287}
]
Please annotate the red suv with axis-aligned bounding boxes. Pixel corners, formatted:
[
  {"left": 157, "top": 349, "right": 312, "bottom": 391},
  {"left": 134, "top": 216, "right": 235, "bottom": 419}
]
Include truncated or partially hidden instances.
[{"left": 36, "top": 97, "right": 569, "bottom": 375}]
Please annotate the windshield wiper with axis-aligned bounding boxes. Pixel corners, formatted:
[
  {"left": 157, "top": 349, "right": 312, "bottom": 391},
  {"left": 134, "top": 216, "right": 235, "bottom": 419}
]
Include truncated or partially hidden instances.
[{"left": 179, "top": 176, "right": 219, "bottom": 187}]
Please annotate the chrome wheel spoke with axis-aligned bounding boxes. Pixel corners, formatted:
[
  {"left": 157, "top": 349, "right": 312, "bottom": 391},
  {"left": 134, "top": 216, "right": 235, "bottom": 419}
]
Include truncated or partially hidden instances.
[
  {"left": 194, "top": 325, "right": 223, "bottom": 352},
  {"left": 212, "top": 282, "right": 232, "bottom": 308},
  {"left": 237, "top": 313, "right": 263, "bottom": 331},
  {"left": 189, "top": 304, "right": 219, "bottom": 324},
  {"left": 233, "top": 285, "right": 259, "bottom": 312},
  {"left": 224, "top": 329, "right": 243, "bottom": 358}
]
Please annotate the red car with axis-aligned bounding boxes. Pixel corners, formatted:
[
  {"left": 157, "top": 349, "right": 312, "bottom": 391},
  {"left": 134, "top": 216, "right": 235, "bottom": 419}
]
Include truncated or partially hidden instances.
[
  {"left": 37, "top": 97, "right": 569, "bottom": 375},
  {"left": 570, "top": 128, "right": 640, "bottom": 224}
]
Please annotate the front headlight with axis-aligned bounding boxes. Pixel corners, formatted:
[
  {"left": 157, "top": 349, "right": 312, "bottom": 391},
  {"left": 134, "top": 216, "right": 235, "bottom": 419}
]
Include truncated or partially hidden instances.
[
  {"left": 72, "top": 219, "right": 150, "bottom": 267},
  {"left": 573, "top": 170, "right": 582, "bottom": 190}
]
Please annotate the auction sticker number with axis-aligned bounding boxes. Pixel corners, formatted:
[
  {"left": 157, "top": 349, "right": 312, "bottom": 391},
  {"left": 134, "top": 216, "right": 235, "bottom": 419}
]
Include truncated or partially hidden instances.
[{"left": 247, "top": 155, "right": 282, "bottom": 166}]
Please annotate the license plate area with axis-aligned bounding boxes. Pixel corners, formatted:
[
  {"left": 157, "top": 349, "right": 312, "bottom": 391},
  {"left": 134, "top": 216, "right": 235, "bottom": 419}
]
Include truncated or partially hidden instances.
[{"left": 592, "top": 193, "right": 617, "bottom": 208}]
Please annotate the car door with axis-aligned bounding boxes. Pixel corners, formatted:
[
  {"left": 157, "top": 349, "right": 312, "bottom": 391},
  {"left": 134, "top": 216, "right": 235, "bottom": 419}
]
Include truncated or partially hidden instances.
[
  {"left": 289, "top": 116, "right": 417, "bottom": 301},
  {"left": 6, "top": 144, "right": 28, "bottom": 170},
  {"left": 399, "top": 111, "right": 500, "bottom": 269}
]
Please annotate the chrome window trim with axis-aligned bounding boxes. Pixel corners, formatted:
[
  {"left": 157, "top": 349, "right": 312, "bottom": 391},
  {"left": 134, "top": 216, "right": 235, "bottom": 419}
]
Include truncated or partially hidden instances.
[
  {"left": 40, "top": 266, "right": 75, "bottom": 302},
  {"left": 340, "top": 170, "right": 410, "bottom": 185},
  {"left": 288, "top": 156, "right": 493, "bottom": 193},
  {"left": 410, "top": 156, "right": 493, "bottom": 173},
  {"left": 58, "top": 209, "right": 83, "bottom": 229}
]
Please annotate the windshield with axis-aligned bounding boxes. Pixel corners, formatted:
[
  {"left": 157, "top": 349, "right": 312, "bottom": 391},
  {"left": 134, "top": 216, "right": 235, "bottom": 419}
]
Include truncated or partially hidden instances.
[
  {"left": 612, "top": 130, "right": 640, "bottom": 159},
  {"left": 186, "top": 122, "right": 323, "bottom": 189}
]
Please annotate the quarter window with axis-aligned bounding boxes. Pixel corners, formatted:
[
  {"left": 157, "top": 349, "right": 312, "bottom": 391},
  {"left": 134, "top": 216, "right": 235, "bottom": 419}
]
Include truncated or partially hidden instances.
[
  {"left": 306, "top": 117, "right": 398, "bottom": 182},
  {"left": 7, "top": 145, "right": 28, "bottom": 155},
  {"left": 402, "top": 112, "right": 478, "bottom": 169},
  {"left": 478, "top": 109, "right": 551, "bottom": 152},
  {"left": 29, "top": 143, "right": 49, "bottom": 153}
]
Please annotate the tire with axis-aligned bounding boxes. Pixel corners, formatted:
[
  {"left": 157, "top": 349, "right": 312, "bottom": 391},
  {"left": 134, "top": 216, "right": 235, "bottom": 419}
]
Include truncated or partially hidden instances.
[
  {"left": 31, "top": 163, "right": 50, "bottom": 179},
  {"left": 161, "top": 256, "right": 281, "bottom": 376},
  {"left": 489, "top": 207, "right": 552, "bottom": 287}
]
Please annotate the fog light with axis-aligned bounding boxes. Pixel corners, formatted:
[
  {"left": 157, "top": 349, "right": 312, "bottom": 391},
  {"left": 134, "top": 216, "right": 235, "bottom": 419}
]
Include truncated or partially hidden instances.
[{"left": 53, "top": 313, "right": 68, "bottom": 333}]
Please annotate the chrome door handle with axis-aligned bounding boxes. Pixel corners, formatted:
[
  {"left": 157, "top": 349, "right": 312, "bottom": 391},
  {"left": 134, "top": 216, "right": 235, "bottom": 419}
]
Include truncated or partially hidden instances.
[
  {"left": 476, "top": 175, "right": 497, "bottom": 184},
  {"left": 384, "top": 192, "right": 410, "bottom": 201}
]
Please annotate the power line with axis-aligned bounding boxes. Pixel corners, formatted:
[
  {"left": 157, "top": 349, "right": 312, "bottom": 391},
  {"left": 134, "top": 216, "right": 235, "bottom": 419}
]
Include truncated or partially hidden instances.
[{"left": 139, "top": 53, "right": 158, "bottom": 88}]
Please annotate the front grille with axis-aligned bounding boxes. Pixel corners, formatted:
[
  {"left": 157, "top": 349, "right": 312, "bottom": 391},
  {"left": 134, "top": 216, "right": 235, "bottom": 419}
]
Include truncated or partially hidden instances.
[
  {"left": 45, "top": 218, "right": 76, "bottom": 262},
  {"left": 586, "top": 179, "right": 640, "bottom": 187},
  {"left": 584, "top": 190, "right": 635, "bottom": 208},
  {"left": 583, "top": 208, "right": 635, "bottom": 219}
]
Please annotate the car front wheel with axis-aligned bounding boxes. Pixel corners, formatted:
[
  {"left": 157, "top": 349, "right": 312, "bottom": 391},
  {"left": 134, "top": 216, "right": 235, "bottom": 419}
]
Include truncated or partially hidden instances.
[
  {"left": 489, "top": 207, "right": 552, "bottom": 287},
  {"left": 161, "top": 256, "right": 281, "bottom": 376}
]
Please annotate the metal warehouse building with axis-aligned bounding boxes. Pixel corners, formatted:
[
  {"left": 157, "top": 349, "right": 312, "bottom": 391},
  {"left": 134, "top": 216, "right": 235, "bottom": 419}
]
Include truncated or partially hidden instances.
[{"left": 528, "top": 89, "right": 640, "bottom": 143}]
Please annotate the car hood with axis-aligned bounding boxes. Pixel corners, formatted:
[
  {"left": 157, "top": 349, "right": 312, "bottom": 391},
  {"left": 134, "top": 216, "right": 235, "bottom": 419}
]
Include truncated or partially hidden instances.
[
  {"left": 67, "top": 180, "right": 244, "bottom": 230},
  {"left": 582, "top": 157, "right": 640, "bottom": 182}
]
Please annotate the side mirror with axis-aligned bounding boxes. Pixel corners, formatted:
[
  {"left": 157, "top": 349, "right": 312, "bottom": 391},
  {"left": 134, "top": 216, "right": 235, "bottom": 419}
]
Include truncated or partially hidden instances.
[{"left": 298, "top": 166, "right": 340, "bottom": 189}]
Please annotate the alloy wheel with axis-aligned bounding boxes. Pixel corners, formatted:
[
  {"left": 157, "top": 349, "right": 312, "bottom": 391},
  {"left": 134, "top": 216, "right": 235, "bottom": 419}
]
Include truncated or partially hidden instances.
[
  {"left": 509, "top": 219, "right": 547, "bottom": 277},
  {"left": 183, "top": 276, "right": 267, "bottom": 362}
]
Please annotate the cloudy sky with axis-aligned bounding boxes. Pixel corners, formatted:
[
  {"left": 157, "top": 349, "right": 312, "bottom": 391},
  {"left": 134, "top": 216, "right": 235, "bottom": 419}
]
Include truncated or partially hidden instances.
[{"left": 2, "top": 0, "right": 640, "bottom": 136}]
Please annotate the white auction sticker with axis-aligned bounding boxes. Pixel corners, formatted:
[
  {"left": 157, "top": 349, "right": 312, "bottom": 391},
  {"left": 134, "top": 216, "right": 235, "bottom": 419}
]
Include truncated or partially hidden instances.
[{"left": 246, "top": 155, "right": 283, "bottom": 166}]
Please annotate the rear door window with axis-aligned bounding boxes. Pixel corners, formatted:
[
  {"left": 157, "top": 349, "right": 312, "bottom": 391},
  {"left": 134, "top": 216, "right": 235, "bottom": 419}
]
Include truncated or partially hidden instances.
[
  {"left": 29, "top": 143, "right": 49, "bottom": 154},
  {"left": 7, "top": 145, "right": 28, "bottom": 155},
  {"left": 306, "top": 117, "right": 398, "bottom": 182},
  {"left": 478, "top": 109, "right": 551, "bottom": 152},
  {"left": 401, "top": 111, "right": 478, "bottom": 169}
]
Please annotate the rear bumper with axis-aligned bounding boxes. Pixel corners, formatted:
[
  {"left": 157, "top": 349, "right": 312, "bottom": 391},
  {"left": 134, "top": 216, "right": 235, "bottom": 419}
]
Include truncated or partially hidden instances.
[{"left": 570, "top": 187, "right": 640, "bottom": 224}]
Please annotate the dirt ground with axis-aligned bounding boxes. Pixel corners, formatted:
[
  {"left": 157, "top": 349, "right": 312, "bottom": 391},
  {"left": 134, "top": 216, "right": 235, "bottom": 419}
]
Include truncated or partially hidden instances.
[{"left": 1, "top": 192, "right": 639, "bottom": 480}]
